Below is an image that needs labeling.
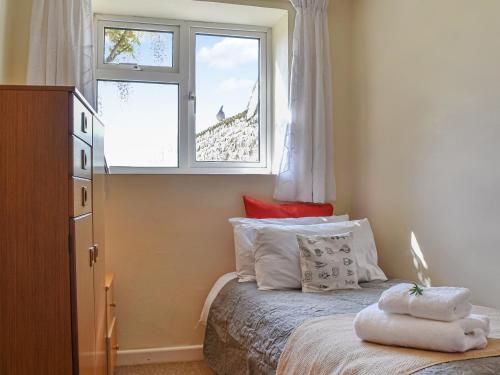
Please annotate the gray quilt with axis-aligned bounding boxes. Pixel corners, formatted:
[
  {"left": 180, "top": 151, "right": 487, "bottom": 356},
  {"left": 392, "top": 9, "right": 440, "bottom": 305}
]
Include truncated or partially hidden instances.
[{"left": 204, "top": 279, "right": 500, "bottom": 375}]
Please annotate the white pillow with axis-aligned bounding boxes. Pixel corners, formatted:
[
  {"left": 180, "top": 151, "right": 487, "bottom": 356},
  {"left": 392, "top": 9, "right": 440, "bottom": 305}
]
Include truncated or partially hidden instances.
[
  {"left": 253, "top": 222, "right": 355, "bottom": 290},
  {"left": 297, "top": 232, "right": 360, "bottom": 292},
  {"left": 253, "top": 219, "right": 387, "bottom": 290},
  {"left": 229, "top": 215, "right": 350, "bottom": 282}
]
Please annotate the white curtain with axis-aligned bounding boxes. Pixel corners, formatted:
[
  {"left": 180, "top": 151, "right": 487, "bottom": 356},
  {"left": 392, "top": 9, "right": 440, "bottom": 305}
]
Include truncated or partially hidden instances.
[
  {"left": 27, "top": 0, "right": 95, "bottom": 105},
  {"left": 274, "top": 0, "right": 335, "bottom": 203}
]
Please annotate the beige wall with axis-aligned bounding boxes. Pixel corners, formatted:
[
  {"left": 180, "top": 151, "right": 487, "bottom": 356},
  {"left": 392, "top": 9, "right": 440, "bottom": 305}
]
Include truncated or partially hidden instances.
[
  {"left": 0, "top": 0, "right": 7, "bottom": 81},
  {"left": 0, "top": 0, "right": 31, "bottom": 84},
  {"left": 329, "top": 0, "right": 354, "bottom": 216},
  {"left": 351, "top": 0, "right": 500, "bottom": 309},
  {"left": 106, "top": 175, "right": 275, "bottom": 348}
]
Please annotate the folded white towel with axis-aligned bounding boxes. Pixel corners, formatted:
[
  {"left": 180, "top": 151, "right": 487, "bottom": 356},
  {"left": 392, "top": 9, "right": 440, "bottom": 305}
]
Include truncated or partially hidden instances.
[
  {"left": 354, "top": 303, "right": 490, "bottom": 353},
  {"left": 378, "top": 283, "right": 472, "bottom": 321}
]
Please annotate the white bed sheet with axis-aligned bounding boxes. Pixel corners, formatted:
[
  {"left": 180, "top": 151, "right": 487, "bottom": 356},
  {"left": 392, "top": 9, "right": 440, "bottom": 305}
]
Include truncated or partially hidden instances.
[{"left": 199, "top": 272, "right": 238, "bottom": 326}]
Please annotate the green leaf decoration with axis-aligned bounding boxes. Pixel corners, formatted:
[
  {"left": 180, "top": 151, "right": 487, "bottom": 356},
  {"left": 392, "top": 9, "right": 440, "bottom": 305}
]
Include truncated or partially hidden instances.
[{"left": 409, "top": 283, "right": 424, "bottom": 296}]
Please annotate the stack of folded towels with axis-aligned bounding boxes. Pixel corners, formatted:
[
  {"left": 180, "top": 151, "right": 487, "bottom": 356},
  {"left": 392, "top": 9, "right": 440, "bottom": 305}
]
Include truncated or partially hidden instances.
[{"left": 354, "top": 283, "right": 490, "bottom": 353}]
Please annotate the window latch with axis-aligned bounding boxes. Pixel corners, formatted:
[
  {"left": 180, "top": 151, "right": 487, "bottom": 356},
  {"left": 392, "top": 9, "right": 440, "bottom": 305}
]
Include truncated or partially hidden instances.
[
  {"left": 118, "top": 62, "right": 143, "bottom": 71},
  {"left": 188, "top": 91, "right": 196, "bottom": 114}
]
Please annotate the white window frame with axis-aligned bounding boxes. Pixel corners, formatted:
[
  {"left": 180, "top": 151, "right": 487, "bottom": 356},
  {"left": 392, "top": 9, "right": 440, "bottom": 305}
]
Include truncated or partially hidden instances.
[{"left": 95, "top": 14, "right": 272, "bottom": 175}]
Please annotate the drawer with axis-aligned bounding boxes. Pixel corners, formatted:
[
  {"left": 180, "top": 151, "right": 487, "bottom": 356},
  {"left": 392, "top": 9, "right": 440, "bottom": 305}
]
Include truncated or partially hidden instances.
[
  {"left": 71, "top": 136, "right": 92, "bottom": 179},
  {"left": 71, "top": 95, "right": 93, "bottom": 146},
  {"left": 69, "top": 177, "right": 92, "bottom": 217},
  {"left": 105, "top": 273, "right": 115, "bottom": 333},
  {"left": 106, "top": 317, "right": 118, "bottom": 375}
]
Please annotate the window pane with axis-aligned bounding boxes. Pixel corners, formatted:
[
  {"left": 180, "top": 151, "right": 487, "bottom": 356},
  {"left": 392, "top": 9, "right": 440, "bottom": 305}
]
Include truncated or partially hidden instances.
[
  {"left": 104, "top": 27, "right": 173, "bottom": 67},
  {"left": 195, "top": 34, "right": 260, "bottom": 162},
  {"left": 97, "top": 80, "right": 178, "bottom": 167}
]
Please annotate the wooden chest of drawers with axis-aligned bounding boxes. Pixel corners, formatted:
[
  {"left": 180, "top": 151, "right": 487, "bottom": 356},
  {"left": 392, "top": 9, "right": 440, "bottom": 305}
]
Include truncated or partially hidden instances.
[{"left": 0, "top": 86, "right": 108, "bottom": 375}]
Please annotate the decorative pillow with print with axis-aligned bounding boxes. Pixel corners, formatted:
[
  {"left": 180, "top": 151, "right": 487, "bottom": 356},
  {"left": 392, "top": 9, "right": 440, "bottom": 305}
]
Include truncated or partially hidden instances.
[{"left": 296, "top": 232, "right": 360, "bottom": 292}]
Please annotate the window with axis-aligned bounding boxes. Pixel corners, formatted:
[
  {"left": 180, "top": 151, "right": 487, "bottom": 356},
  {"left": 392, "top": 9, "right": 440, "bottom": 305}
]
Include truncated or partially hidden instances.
[
  {"left": 97, "top": 81, "right": 179, "bottom": 167},
  {"left": 104, "top": 28, "right": 174, "bottom": 68},
  {"left": 194, "top": 33, "right": 260, "bottom": 163},
  {"left": 96, "top": 16, "right": 271, "bottom": 174}
]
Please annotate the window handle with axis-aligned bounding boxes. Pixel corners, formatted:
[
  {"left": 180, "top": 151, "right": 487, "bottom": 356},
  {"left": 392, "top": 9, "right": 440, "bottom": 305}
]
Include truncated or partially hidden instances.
[
  {"left": 118, "top": 62, "right": 143, "bottom": 71},
  {"left": 189, "top": 92, "right": 196, "bottom": 114}
]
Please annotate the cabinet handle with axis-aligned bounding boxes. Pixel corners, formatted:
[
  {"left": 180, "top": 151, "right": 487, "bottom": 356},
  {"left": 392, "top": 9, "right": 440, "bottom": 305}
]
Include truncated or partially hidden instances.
[
  {"left": 113, "top": 345, "right": 120, "bottom": 351},
  {"left": 81, "top": 112, "right": 88, "bottom": 133},
  {"left": 81, "top": 186, "right": 88, "bottom": 206},
  {"left": 93, "top": 244, "right": 99, "bottom": 262},
  {"left": 81, "top": 150, "right": 88, "bottom": 170},
  {"left": 89, "top": 246, "right": 95, "bottom": 267},
  {"left": 110, "top": 302, "right": 117, "bottom": 308}
]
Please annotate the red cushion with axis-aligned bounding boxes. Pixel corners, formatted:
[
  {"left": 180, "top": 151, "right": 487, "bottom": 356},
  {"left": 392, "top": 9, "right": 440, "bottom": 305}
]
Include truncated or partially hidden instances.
[{"left": 242, "top": 195, "right": 334, "bottom": 219}]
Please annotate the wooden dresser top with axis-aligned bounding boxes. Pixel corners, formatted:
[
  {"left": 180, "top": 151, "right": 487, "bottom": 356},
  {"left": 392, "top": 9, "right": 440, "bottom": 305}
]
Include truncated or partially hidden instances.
[{"left": 0, "top": 84, "right": 99, "bottom": 118}]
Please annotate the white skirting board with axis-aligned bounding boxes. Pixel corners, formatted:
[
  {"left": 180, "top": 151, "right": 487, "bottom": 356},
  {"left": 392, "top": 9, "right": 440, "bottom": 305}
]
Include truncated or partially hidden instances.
[{"left": 117, "top": 345, "right": 204, "bottom": 366}]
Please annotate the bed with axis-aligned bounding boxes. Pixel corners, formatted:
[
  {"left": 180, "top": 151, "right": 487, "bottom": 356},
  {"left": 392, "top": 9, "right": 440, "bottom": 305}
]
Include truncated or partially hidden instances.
[{"left": 203, "top": 277, "right": 500, "bottom": 375}]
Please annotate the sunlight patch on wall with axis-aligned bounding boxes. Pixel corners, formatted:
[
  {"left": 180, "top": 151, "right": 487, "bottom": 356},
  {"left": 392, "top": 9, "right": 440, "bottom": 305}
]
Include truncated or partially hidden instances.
[{"left": 410, "top": 232, "right": 431, "bottom": 286}]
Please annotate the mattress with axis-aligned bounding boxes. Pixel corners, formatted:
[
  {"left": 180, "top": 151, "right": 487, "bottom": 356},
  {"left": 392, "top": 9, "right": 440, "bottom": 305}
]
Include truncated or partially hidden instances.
[{"left": 203, "top": 279, "right": 500, "bottom": 375}]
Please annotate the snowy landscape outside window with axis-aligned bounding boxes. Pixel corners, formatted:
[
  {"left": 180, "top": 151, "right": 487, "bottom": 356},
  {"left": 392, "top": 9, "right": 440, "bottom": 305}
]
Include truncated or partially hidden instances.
[{"left": 95, "top": 16, "right": 270, "bottom": 174}]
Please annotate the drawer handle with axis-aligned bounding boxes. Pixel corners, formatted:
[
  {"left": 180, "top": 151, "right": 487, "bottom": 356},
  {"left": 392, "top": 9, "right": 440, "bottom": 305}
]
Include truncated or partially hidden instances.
[
  {"left": 89, "top": 246, "right": 95, "bottom": 267},
  {"left": 81, "top": 149, "right": 88, "bottom": 170},
  {"left": 81, "top": 186, "right": 88, "bottom": 206},
  {"left": 81, "top": 112, "right": 88, "bottom": 133}
]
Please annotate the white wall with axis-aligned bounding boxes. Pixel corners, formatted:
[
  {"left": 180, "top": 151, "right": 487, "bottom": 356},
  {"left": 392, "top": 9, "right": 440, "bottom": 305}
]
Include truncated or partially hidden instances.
[
  {"left": 351, "top": 0, "right": 500, "bottom": 309},
  {"left": 93, "top": 0, "right": 287, "bottom": 27}
]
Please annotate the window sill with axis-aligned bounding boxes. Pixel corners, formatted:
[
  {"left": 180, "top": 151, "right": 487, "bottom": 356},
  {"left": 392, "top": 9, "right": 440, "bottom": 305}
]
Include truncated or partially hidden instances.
[{"left": 108, "top": 166, "right": 274, "bottom": 175}]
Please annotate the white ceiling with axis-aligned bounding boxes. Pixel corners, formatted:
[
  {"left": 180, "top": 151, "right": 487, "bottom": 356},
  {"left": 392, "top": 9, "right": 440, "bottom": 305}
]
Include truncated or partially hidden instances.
[{"left": 93, "top": 0, "right": 288, "bottom": 27}]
